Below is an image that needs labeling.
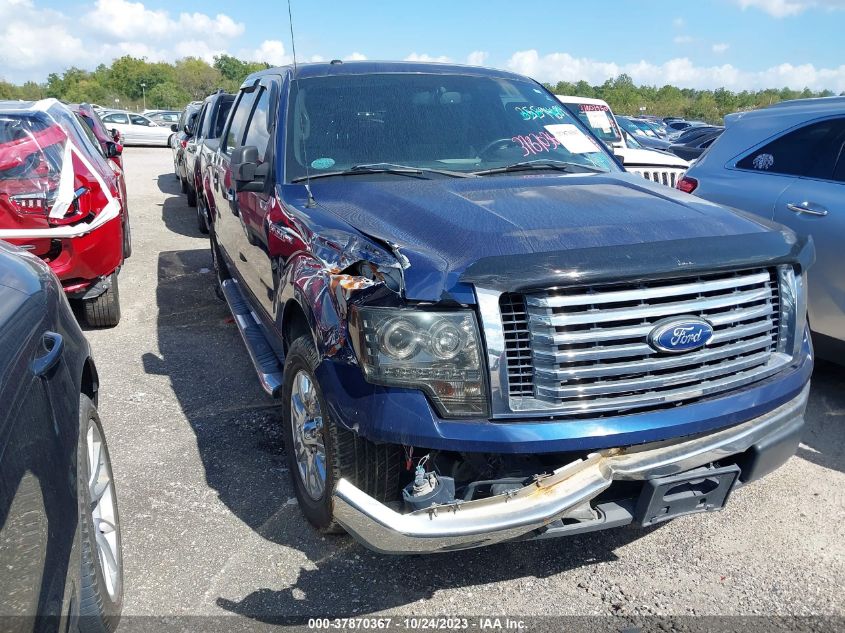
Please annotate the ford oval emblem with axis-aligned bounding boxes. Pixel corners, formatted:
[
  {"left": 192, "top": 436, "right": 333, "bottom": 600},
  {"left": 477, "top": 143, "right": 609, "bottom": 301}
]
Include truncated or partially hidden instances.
[{"left": 648, "top": 317, "right": 714, "bottom": 354}]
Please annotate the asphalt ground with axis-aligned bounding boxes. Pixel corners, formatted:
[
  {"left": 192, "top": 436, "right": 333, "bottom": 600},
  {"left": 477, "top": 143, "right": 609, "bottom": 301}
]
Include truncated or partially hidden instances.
[{"left": 84, "top": 147, "right": 844, "bottom": 625}]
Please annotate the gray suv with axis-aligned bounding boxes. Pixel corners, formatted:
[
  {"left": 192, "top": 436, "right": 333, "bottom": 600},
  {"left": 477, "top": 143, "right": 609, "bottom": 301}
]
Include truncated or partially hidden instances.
[{"left": 679, "top": 97, "right": 845, "bottom": 361}]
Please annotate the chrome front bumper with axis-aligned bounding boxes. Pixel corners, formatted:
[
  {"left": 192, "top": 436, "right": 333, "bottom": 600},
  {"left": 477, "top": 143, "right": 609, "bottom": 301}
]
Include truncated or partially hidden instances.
[{"left": 333, "top": 384, "right": 809, "bottom": 554}]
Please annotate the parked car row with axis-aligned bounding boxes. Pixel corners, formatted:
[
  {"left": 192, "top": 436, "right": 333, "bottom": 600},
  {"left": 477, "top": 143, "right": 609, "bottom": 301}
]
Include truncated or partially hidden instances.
[
  {"left": 0, "top": 102, "right": 125, "bottom": 628},
  {"left": 554, "top": 96, "right": 690, "bottom": 186},
  {"left": 164, "top": 61, "right": 817, "bottom": 556}
]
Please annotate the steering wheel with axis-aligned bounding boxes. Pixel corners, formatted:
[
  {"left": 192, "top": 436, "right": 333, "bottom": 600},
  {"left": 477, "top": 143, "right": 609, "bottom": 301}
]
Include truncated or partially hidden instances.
[{"left": 478, "top": 137, "right": 519, "bottom": 160}]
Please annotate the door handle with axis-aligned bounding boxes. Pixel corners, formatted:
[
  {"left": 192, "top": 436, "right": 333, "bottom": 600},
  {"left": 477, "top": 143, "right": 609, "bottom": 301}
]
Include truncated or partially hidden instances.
[
  {"left": 787, "top": 201, "right": 829, "bottom": 217},
  {"left": 31, "top": 332, "right": 63, "bottom": 377}
]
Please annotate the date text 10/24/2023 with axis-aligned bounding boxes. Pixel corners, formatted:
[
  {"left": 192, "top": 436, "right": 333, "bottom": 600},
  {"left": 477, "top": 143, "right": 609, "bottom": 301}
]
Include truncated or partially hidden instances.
[{"left": 307, "top": 617, "right": 529, "bottom": 630}]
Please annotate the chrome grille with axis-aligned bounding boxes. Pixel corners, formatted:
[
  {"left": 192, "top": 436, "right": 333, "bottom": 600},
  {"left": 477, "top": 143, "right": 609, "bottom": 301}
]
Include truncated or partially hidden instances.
[
  {"left": 628, "top": 167, "right": 685, "bottom": 188},
  {"left": 502, "top": 268, "right": 791, "bottom": 415}
]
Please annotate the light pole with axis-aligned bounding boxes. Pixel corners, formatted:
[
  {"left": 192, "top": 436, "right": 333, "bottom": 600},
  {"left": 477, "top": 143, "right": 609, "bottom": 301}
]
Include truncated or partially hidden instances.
[{"left": 140, "top": 82, "right": 146, "bottom": 112}]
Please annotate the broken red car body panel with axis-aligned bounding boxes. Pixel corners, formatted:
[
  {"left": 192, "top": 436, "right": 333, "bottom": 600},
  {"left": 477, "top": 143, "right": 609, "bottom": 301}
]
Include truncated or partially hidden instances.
[{"left": 0, "top": 99, "right": 126, "bottom": 295}]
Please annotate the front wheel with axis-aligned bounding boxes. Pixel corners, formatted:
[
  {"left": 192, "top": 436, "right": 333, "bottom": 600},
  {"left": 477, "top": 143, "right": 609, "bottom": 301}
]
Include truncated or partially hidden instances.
[
  {"left": 281, "top": 336, "right": 402, "bottom": 532},
  {"left": 77, "top": 395, "right": 123, "bottom": 633}
]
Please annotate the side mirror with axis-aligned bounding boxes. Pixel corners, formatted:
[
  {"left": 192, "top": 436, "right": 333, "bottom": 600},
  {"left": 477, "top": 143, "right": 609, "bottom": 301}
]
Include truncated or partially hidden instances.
[
  {"left": 183, "top": 124, "right": 192, "bottom": 136},
  {"left": 106, "top": 142, "right": 123, "bottom": 158},
  {"left": 231, "top": 145, "right": 268, "bottom": 192},
  {"left": 170, "top": 124, "right": 178, "bottom": 132},
  {"left": 110, "top": 128, "right": 120, "bottom": 142}
]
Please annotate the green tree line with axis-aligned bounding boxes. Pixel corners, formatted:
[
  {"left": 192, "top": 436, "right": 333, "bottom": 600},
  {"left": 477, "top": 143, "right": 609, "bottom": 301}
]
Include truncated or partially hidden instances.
[
  {"left": 0, "top": 54, "right": 270, "bottom": 110},
  {"left": 1, "top": 56, "right": 841, "bottom": 121},
  {"left": 544, "top": 74, "right": 840, "bottom": 123}
]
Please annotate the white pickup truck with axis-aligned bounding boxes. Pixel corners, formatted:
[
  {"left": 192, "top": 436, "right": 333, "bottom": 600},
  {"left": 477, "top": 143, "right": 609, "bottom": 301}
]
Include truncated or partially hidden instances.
[{"left": 556, "top": 96, "right": 688, "bottom": 187}]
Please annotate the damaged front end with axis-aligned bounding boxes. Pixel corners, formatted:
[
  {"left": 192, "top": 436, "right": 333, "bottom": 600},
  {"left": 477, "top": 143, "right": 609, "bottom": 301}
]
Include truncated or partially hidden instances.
[{"left": 332, "top": 383, "right": 809, "bottom": 554}]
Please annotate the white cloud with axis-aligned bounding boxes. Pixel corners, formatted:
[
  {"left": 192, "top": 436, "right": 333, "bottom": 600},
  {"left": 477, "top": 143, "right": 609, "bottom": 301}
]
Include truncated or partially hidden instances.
[
  {"left": 344, "top": 52, "right": 368, "bottom": 61},
  {"left": 243, "top": 40, "right": 291, "bottom": 66},
  {"left": 404, "top": 52, "right": 452, "bottom": 63},
  {"left": 712, "top": 42, "right": 731, "bottom": 53},
  {"left": 84, "top": 0, "right": 243, "bottom": 40},
  {"left": 466, "top": 51, "right": 489, "bottom": 66},
  {"left": 506, "top": 49, "right": 845, "bottom": 92},
  {"left": 0, "top": 0, "right": 247, "bottom": 82},
  {"left": 734, "top": 0, "right": 845, "bottom": 16},
  {"left": 673, "top": 35, "right": 694, "bottom": 44}
]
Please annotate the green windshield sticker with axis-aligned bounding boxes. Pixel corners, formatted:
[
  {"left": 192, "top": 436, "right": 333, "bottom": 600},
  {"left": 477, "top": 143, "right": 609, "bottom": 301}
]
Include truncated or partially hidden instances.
[{"left": 311, "top": 157, "right": 335, "bottom": 170}]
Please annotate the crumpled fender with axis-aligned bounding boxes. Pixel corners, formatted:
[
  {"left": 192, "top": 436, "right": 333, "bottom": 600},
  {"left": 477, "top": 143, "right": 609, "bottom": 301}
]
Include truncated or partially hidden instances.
[{"left": 277, "top": 246, "right": 402, "bottom": 362}]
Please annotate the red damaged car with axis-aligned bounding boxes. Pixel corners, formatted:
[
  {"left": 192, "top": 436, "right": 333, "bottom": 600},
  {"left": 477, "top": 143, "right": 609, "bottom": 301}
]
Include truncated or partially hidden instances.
[{"left": 0, "top": 99, "right": 129, "bottom": 326}]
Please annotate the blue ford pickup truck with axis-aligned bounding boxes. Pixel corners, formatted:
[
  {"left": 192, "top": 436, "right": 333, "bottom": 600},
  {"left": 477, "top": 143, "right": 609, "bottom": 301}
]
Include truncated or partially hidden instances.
[{"left": 207, "top": 61, "right": 813, "bottom": 554}]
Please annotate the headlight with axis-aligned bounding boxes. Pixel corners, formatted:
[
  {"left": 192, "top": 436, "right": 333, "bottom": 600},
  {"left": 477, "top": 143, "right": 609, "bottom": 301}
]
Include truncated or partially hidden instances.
[
  {"left": 778, "top": 265, "right": 808, "bottom": 358},
  {"left": 350, "top": 307, "right": 489, "bottom": 418}
]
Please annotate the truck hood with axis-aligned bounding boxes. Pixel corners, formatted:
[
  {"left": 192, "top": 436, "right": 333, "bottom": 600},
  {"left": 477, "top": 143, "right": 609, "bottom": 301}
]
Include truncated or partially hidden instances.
[
  {"left": 310, "top": 172, "right": 802, "bottom": 301},
  {"left": 616, "top": 146, "right": 689, "bottom": 168}
]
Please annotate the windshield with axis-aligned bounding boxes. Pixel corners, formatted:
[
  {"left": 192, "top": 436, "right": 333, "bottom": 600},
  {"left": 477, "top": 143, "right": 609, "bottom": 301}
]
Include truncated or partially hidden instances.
[
  {"left": 626, "top": 118, "right": 657, "bottom": 137},
  {"left": 558, "top": 102, "right": 623, "bottom": 145},
  {"left": 285, "top": 73, "right": 616, "bottom": 182}
]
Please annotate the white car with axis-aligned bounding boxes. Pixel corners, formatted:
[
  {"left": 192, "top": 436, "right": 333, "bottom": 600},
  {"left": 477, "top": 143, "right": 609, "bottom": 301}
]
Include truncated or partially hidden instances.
[
  {"left": 99, "top": 111, "right": 172, "bottom": 147},
  {"left": 556, "top": 96, "right": 688, "bottom": 187}
]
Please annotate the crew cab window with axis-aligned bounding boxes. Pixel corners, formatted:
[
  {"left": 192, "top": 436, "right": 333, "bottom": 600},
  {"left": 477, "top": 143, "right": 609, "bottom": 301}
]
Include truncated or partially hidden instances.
[
  {"left": 195, "top": 104, "right": 209, "bottom": 137},
  {"left": 102, "top": 113, "right": 128, "bottom": 124},
  {"left": 737, "top": 118, "right": 845, "bottom": 180},
  {"left": 243, "top": 88, "right": 272, "bottom": 159},
  {"left": 286, "top": 73, "right": 616, "bottom": 181},
  {"left": 129, "top": 114, "right": 152, "bottom": 126},
  {"left": 223, "top": 90, "right": 259, "bottom": 154},
  {"left": 212, "top": 99, "right": 234, "bottom": 139}
]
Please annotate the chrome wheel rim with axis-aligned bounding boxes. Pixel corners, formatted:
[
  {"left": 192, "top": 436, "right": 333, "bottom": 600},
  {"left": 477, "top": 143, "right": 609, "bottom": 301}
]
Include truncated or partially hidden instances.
[
  {"left": 87, "top": 420, "right": 121, "bottom": 600},
  {"left": 290, "top": 370, "right": 327, "bottom": 500}
]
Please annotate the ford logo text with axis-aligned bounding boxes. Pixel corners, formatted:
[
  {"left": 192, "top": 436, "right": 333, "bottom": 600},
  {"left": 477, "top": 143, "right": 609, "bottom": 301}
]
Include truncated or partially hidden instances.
[{"left": 648, "top": 317, "right": 714, "bottom": 354}]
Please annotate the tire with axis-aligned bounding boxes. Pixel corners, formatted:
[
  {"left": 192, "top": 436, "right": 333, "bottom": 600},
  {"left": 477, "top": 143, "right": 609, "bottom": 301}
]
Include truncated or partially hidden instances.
[
  {"left": 281, "top": 336, "right": 402, "bottom": 532},
  {"left": 122, "top": 215, "right": 132, "bottom": 259},
  {"left": 77, "top": 394, "right": 123, "bottom": 633},
  {"left": 84, "top": 273, "right": 121, "bottom": 328},
  {"left": 196, "top": 196, "right": 209, "bottom": 234},
  {"left": 186, "top": 179, "right": 197, "bottom": 207},
  {"left": 210, "top": 233, "right": 226, "bottom": 301}
]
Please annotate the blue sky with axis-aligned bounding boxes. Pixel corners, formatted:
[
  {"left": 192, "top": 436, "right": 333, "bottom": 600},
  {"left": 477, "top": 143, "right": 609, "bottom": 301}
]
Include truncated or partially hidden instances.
[{"left": 3, "top": 0, "right": 845, "bottom": 90}]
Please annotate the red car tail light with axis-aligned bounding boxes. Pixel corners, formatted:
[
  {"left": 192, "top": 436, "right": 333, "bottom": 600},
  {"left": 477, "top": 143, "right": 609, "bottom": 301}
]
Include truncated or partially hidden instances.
[
  {"left": 8, "top": 191, "right": 57, "bottom": 215},
  {"left": 47, "top": 186, "right": 93, "bottom": 226},
  {"left": 676, "top": 176, "right": 698, "bottom": 193}
]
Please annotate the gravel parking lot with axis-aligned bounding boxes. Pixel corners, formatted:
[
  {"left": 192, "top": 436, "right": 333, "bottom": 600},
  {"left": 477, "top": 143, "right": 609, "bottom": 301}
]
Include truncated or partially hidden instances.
[{"left": 86, "top": 147, "right": 844, "bottom": 622}]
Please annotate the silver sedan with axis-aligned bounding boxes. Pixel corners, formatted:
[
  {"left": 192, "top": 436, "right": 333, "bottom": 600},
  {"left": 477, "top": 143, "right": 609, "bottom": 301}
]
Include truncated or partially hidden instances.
[{"left": 100, "top": 111, "right": 173, "bottom": 147}]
